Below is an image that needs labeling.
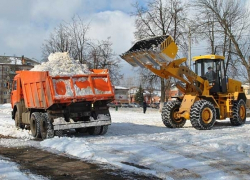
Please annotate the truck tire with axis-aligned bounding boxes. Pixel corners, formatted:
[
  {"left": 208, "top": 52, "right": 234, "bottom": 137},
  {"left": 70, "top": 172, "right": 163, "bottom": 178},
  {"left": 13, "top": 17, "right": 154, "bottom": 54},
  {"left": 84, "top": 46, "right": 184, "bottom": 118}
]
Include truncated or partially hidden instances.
[
  {"left": 88, "top": 126, "right": 102, "bottom": 135},
  {"left": 190, "top": 100, "right": 216, "bottom": 130},
  {"left": 30, "top": 112, "right": 41, "bottom": 138},
  {"left": 40, "top": 113, "right": 54, "bottom": 139},
  {"left": 54, "top": 130, "right": 63, "bottom": 137},
  {"left": 75, "top": 128, "right": 88, "bottom": 133},
  {"left": 100, "top": 125, "right": 108, "bottom": 135},
  {"left": 230, "top": 99, "right": 246, "bottom": 126},
  {"left": 15, "top": 111, "right": 25, "bottom": 129},
  {"left": 162, "top": 101, "right": 186, "bottom": 128}
]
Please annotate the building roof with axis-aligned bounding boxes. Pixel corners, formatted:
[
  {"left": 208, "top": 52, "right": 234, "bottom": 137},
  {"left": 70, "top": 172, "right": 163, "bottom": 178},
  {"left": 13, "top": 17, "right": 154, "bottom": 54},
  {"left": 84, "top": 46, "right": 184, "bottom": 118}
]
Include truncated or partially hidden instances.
[
  {"left": 0, "top": 56, "right": 39, "bottom": 66},
  {"left": 115, "top": 86, "right": 129, "bottom": 90}
]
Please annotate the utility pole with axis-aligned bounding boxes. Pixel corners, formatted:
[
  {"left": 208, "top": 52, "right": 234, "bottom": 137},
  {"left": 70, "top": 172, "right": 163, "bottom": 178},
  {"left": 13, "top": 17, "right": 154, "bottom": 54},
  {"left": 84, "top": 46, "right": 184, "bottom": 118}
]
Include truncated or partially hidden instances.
[{"left": 188, "top": 27, "right": 192, "bottom": 68}]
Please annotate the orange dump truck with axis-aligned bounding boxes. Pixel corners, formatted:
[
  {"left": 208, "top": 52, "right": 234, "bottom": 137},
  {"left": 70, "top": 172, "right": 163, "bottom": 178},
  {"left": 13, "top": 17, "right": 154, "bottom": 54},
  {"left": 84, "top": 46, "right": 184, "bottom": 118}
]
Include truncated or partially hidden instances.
[{"left": 11, "top": 69, "right": 114, "bottom": 139}]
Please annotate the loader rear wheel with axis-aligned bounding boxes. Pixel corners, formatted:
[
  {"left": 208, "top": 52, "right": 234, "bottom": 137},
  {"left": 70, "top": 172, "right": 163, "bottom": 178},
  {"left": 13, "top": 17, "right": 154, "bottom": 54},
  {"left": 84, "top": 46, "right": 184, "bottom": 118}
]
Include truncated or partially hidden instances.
[
  {"left": 230, "top": 99, "right": 246, "bottom": 126},
  {"left": 30, "top": 112, "right": 41, "bottom": 138},
  {"left": 162, "top": 101, "right": 186, "bottom": 128},
  {"left": 88, "top": 126, "right": 102, "bottom": 135},
  {"left": 190, "top": 100, "right": 216, "bottom": 130}
]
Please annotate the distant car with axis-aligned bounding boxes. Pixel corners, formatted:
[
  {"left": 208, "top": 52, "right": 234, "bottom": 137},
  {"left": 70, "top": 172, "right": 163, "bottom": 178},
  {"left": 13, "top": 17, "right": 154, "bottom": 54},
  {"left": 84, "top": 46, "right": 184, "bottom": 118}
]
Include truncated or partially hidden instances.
[
  {"left": 150, "top": 103, "right": 160, "bottom": 108},
  {"left": 121, "top": 103, "right": 131, "bottom": 108},
  {"left": 129, "top": 103, "right": 141, "bottom": 108}
]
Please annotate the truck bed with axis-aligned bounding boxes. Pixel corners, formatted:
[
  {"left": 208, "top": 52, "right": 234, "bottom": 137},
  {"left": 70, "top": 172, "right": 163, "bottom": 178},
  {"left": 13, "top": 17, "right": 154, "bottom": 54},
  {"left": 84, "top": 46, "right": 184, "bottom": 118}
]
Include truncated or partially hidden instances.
[{"left": 18, "top": 69, "right": 114, "bottom": 109}]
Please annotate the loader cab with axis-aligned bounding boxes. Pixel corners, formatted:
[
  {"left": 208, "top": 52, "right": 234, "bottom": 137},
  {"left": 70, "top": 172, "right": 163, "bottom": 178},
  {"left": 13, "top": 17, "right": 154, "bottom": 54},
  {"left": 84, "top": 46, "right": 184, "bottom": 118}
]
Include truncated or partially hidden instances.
[{"left": 193, "top": 55, "right": 227, "bottom": 93}]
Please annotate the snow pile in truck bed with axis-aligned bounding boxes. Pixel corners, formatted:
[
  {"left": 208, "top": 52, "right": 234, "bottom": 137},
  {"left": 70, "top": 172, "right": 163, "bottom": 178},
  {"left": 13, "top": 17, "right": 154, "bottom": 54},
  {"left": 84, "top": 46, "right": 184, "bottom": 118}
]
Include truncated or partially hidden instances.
[{"left": 30, "top": 52, "right": 91, "bottom": 76}]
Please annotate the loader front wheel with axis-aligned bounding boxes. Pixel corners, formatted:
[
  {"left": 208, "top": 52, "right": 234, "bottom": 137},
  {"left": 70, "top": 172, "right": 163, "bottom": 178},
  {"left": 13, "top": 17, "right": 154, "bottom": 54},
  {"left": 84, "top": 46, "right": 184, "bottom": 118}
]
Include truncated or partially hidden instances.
[
  {"left": 162, "top": 101, "right": 186, "bottom": 128},
  {"left": 230, "top": 99, "right": 246, "bottom": 126},
  {"left": 190, "top": 100, "right": 216, "bottom": 130},
  {"left": 30, "top": 112, "right": 41, "bottom": 138}
]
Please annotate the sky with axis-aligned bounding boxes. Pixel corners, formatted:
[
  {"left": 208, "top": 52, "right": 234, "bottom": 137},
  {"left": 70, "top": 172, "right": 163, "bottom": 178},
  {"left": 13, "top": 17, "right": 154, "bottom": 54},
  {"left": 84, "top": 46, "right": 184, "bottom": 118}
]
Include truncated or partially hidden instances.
[
  {"left": 1, "top": 0, "right": 250, "bottom": 80},
  {"left": 0, "top": 0, "right": 140, "bottom": 75}
]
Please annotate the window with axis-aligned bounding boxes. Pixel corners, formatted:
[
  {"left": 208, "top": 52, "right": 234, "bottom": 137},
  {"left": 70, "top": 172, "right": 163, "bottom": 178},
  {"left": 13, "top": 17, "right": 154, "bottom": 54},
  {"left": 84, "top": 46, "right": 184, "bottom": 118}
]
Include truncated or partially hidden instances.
[
  {"left": 3, "top": 99, "right": 7, "bottom": 103},
  {"left": 13, "top": 81, "right": 17, "bottom": 90}
]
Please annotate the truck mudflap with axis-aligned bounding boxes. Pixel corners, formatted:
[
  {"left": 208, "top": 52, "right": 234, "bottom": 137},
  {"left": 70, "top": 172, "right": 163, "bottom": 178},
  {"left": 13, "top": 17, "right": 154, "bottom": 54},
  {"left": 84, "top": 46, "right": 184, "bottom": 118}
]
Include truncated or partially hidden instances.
[{"left": 53, "top": 115, "right": 111, "bottom": 131}]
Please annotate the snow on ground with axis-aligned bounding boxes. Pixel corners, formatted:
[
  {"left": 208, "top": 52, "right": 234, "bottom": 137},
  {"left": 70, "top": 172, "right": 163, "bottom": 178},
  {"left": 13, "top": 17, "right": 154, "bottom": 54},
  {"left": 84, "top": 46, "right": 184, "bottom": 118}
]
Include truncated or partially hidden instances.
[{"left": 1, "top": 104, "right": 250, "bottom": 179}]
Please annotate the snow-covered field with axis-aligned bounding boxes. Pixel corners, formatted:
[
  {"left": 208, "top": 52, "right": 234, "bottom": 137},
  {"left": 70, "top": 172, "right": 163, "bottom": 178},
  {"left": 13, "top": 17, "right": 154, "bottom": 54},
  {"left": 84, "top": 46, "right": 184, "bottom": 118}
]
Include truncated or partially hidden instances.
[{"left": 1, "top": 104, "right": 250, "bottom": 180}]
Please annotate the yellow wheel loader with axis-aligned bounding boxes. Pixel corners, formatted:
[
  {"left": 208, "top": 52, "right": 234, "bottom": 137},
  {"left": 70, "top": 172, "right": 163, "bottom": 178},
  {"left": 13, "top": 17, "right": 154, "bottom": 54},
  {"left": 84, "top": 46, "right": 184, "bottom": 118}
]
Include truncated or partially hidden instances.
[{"left": 121, "top": 35, "right": 246, "bottom": 130}]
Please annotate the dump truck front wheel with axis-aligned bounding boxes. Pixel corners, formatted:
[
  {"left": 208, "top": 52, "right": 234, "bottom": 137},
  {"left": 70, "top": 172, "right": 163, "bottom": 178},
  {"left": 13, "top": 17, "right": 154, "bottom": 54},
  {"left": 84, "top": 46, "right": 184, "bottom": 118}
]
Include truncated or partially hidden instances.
[
  {"left": 30, "top": 112, "right": 41, "bottom": 138},
  {"left": 230, "top": 99, "right": 246, "bottom": 126},
  {"left": 15, "top": 110, "right": 25, "bottom": 129},
  {"left": 162, "top": 101, "right": 186, "bottom": 128},
  {"left": 190, "top": 100, "right": 216, "bottom": 130}
]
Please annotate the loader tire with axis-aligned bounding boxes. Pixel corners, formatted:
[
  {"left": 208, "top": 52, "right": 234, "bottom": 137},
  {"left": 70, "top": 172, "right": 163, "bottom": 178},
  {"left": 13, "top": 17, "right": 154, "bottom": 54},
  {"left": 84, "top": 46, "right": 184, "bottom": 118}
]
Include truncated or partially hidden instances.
[
  {"left": 88, "top": 126, "right": 102, "bottom": 135},
  {"left": 190, "top": 100, "right": 216, "bottom": 130},
  {"left": 40, "top": 113, "right": 54, "bottom": 139},
  {"left": 230, "top": 99, "right": 246, "bottom": 126},
  {"left": 162, "top": 101, "right": 186, "bottom": 128},
  {"left": 100, "top": 125, "right": 108, "bottom": 135},
  {"left": 15, "top": 110, "right": 25, "bottom": 129},
  {"left": 30, "top": 112, "right": 41, "bottom": 138}
]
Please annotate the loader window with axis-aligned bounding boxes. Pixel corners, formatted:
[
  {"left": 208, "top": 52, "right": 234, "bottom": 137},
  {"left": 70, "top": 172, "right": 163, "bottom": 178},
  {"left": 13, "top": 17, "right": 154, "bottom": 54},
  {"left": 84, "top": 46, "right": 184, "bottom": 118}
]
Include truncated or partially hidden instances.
[{"left": 195, "top": 59, "right": 218, "bottom": 81}]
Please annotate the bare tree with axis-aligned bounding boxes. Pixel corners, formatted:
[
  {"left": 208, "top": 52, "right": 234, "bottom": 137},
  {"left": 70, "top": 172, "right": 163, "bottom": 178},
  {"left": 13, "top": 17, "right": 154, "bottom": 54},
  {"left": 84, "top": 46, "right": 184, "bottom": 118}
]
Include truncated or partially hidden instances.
[
  {"left": 132, "top": 0, "right": 189, "bottom": 107},
  {"left": 42, "top": 23, "right": 72, "bottom": 61},
  {"left": 193, "top": 0, "right": 250, "bottom": 82},
  {"left": 87, "top": 38, "right": 123, "bottom": 84},
  {"left": 41, "top": 16, "right": 123, "bottom": 84},
  {"left": 68, "top": 15, "right": 90, "bottom": 63}
]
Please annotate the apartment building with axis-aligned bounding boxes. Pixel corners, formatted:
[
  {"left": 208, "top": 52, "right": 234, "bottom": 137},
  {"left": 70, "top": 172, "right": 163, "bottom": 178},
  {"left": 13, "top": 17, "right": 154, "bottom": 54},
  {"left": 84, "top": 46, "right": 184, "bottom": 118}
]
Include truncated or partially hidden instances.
[{"left": 0, "top": 55, "right": 39, "bottom": 103}]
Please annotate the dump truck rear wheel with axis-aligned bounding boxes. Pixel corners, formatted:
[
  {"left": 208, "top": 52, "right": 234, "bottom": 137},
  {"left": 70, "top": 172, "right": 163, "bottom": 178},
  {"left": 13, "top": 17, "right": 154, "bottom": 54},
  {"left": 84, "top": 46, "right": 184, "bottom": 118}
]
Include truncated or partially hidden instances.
[
  {"left": 230, "top": 99, "right": 246, "bottom": 126},
  {"left": 190, "top": 100, "right": 216, "bottom": 130},
  {"left": 30, "top": 112, "right": 41, "bottom": 138},
  {"left": 54, "top": 130, "right": 63, "bottom": 137},
  {"left": 40, "top": 113, "right": 54, "bottom": 139},
  {"left": 162, "top": 101, "right": 186, "bottom": 128},
  {"left": 75, "top": 128, "right": 88, "bottom": 133},
  {"left": 100, "top": 125, "right": 108, "bottom": 135},
  {"left": 88, "top": 126, "right": 102, "bottom": 135}
]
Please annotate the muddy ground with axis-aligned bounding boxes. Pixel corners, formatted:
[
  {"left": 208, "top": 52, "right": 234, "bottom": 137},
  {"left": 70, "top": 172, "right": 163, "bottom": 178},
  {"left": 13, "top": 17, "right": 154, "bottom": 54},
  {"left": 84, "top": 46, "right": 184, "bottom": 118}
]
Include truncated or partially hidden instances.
[{"left": 0, "top": 135, "right": 160, "bottom": 180}]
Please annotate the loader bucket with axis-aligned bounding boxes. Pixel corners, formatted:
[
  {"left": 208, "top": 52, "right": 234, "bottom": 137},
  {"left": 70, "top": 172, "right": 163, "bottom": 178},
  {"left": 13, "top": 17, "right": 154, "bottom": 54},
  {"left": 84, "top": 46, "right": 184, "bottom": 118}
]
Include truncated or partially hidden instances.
[{"left": 120, "top": 35, "right": 178, "bottom": 68}]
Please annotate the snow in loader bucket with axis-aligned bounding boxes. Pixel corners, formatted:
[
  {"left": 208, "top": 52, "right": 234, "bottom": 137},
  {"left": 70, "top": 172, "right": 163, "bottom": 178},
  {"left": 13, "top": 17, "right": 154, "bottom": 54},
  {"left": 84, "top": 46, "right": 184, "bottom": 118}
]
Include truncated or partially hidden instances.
[{"left": 120, "top": 35, "right": 178, "bottom": 68}]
